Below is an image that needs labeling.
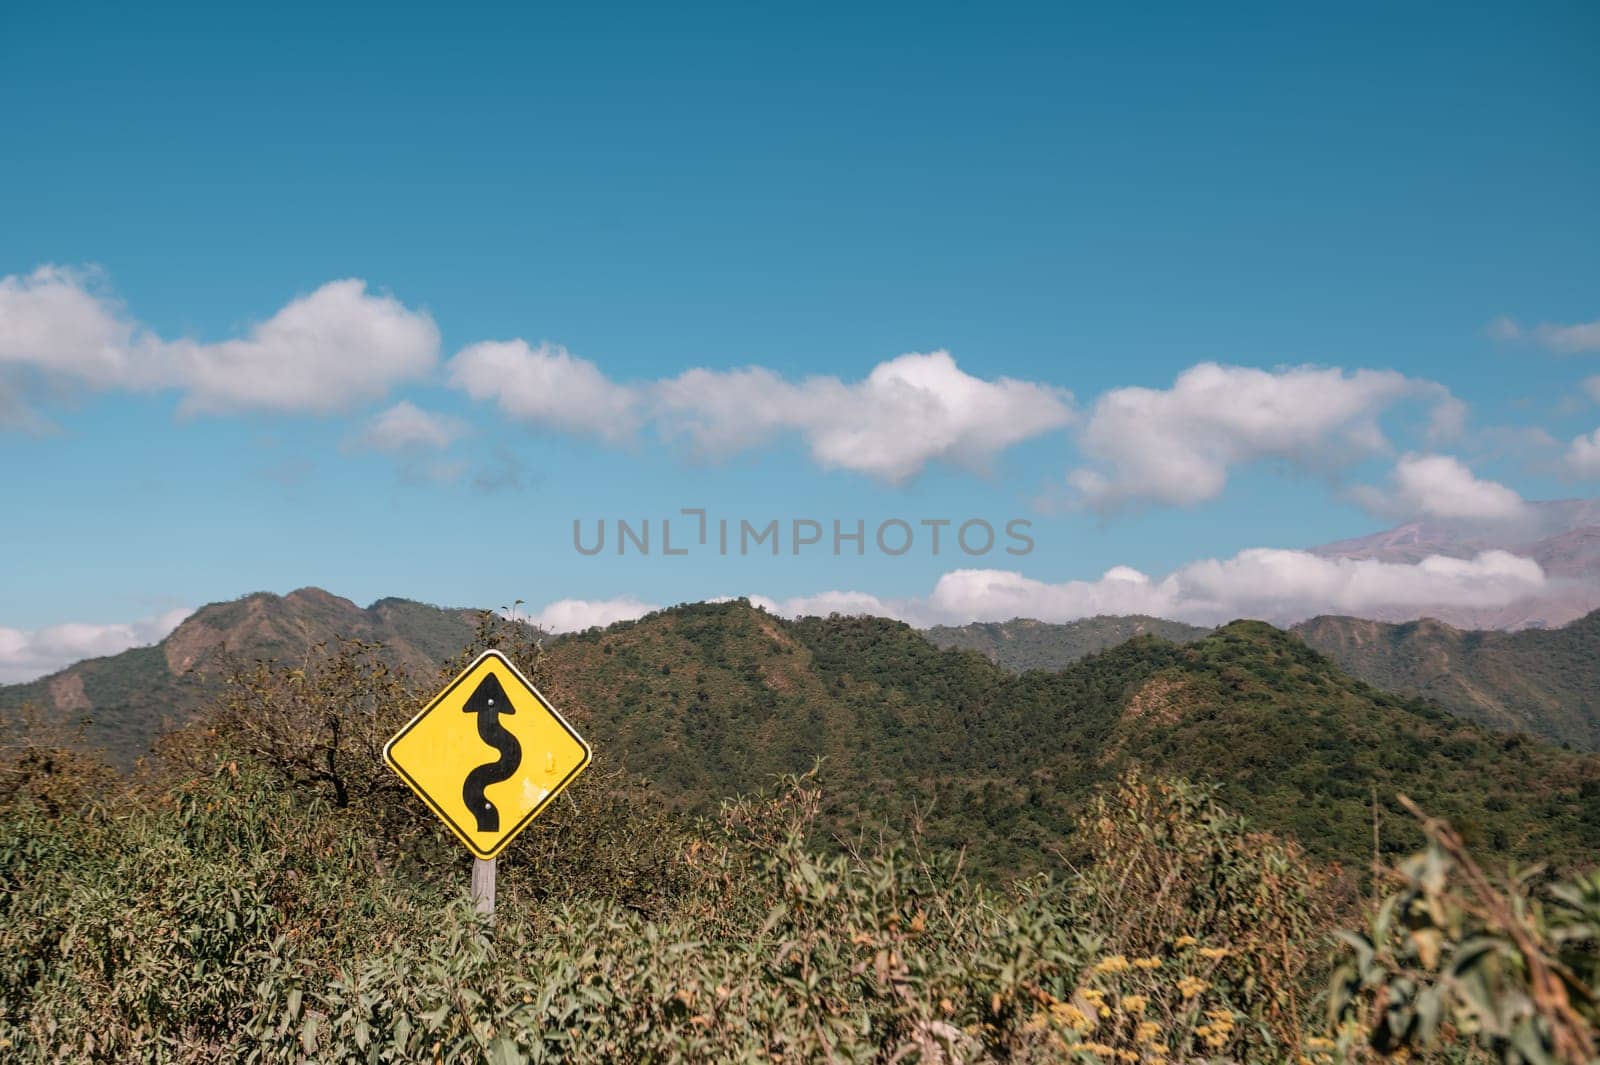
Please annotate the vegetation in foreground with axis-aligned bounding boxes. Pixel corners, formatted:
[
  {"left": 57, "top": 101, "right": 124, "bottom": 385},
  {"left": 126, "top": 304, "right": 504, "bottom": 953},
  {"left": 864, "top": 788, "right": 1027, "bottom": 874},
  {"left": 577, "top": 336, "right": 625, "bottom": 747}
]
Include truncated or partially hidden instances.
[{"left": 2, "top": 619, "right": 1597, "bottom": 1062}]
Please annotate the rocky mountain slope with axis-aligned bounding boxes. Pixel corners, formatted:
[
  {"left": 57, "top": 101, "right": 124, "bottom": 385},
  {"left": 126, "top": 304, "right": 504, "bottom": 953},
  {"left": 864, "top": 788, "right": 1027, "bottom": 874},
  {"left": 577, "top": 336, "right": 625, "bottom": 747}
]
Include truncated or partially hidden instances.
[{"left": 0, "top": 588, "right": 489, "bottom": 765}]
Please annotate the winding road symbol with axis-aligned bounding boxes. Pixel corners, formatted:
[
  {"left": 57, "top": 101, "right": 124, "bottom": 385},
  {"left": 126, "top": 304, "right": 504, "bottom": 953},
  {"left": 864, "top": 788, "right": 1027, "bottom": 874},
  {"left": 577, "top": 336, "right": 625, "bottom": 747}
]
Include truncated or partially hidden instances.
[
  {"left": 461, "top": 672, "right": 522, "bottom": 832},
  {"left": 383, "top": 648, "right": 591, "bottom": 859}
]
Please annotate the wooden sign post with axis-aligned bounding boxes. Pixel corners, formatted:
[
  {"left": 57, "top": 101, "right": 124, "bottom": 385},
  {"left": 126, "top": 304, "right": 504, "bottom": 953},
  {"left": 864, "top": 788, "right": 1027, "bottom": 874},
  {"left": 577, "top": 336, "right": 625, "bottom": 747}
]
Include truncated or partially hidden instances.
[{"left": 472, "top": 857, "right": 497, "bottom": 917}]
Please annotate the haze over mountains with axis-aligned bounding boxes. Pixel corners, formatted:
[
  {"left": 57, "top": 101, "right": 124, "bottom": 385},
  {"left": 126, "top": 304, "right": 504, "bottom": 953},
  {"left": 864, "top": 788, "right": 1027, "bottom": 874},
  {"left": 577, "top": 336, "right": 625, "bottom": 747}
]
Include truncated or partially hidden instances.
[{"left": 1308, "top": 497, "right": 1600, "bottom": 629}]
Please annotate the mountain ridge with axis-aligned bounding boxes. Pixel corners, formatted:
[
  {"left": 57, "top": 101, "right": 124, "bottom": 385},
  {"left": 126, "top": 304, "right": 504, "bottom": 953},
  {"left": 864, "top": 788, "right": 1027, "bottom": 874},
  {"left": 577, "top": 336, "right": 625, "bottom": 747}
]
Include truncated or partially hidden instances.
[
  {"left": 5, "top": 590, "right": 1600, "bottom": 870},
  {"left": 0, "top": 588, "right": 494, "bottom": 765}
]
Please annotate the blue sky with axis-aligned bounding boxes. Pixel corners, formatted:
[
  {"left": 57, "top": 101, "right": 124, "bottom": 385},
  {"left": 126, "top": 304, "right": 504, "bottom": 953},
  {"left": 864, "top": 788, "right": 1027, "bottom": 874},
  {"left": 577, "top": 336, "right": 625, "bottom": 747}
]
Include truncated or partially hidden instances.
[{"left": 1, "top": 1, "right": 1597, "bottom": 679}]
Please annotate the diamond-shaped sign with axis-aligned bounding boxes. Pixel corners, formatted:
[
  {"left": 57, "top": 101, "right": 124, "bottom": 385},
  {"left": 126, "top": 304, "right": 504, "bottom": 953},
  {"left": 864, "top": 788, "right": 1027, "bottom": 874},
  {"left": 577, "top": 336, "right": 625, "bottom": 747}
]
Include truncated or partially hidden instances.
[{"left": 384, "top": 649, "right": 591, "bottom": 859}]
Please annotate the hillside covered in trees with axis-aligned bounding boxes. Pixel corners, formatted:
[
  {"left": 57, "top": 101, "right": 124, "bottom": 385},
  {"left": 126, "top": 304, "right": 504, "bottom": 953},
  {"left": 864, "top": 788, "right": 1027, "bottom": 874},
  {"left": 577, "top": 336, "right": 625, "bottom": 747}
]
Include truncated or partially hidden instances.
[
  {"left": 926, "top": 608, "right": 1600, "bottom": 754},
  {"left": 5, "top": 611, "right": 1597, "bottom": 1063},
  {"left": 7, "top": 598, "right": 1600, "bottom": 874},
  {"left": 544, "top": 602, "right": 1600, "bottom": 873}
]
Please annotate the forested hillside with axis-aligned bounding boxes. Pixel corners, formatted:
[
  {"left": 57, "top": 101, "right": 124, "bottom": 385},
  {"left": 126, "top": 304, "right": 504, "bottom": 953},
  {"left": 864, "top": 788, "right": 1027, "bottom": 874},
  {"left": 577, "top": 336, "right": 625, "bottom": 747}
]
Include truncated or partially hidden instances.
[
  {"left": 5, "top": 611, "right": 1596, "bottom": 1063},
  {"left": 924, "top": 615, "right": 1213, "bottom": 671},
  {"left": 6, "top": 597, "right": 1600, "bottom": 873},
  {"left": 1296, "top": 611, "right": 1600, "bottom": 751},
  {"left": 923, "top": 608, "right": 1600, "bottom": 755},
  {"left": 539, "top": 602, "right": 1600, "bottom": 873}
]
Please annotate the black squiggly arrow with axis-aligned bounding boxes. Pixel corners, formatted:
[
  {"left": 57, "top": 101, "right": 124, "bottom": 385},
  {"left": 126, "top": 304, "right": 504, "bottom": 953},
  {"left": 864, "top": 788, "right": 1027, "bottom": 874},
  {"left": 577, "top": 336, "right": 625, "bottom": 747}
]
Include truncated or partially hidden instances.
[{"left": 461, "top": 673, "right": 521, "bottom": 832}]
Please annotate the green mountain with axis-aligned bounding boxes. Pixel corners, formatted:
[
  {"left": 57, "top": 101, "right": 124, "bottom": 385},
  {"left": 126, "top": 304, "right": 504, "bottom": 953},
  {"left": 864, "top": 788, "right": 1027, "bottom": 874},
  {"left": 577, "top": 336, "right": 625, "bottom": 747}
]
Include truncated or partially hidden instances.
[
  {"left": 0, "top": 588, "right": 486, "bottom": 766},
  {"left": 923, "top": 610, "right": 1600, "bottom": 754},
  {"left": 1294, "top": 611, "right": 1600, "bottom": 752},
  {"left": 924, "top": 615, "right": 1213, "bottom": 670},
  {"left": 532, "top": 602, "right": 1600, "bottom": 871},
  {"left": 7, "top": 592, "right": 1600, "bottom": 872}
]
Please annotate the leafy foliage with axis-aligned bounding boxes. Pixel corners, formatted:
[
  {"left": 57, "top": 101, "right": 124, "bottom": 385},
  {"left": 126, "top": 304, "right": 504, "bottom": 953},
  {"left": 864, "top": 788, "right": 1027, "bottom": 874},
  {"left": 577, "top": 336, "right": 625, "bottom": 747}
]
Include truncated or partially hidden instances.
[
  {"left": 3, "top": 603, "right": 1600, "bottom": 1061},
  {"left": 0, "top": 738, "right": 1343, "bottom": 1062},
  {"left": 1331, "top": 797, "right": 1600, "bottom": 1064}
]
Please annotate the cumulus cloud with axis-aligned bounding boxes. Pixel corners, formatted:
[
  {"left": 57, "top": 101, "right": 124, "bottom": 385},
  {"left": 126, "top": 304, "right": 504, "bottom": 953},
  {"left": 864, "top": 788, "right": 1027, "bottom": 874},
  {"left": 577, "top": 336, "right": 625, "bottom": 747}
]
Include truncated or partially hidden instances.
[
  {"left": 447, "top": 344, "right": 1073, "bottom": 482},
  {"left": 0, "top": 607, "right": 192, "bottom": 685},
  {"left": 0, "top": 265, "right": 138, "bottom": 381},
  {"left": 0, "top": 265, "right": 438, "bottom": 419},
  {"left": 529, "top": 596, "right": 658, "bottom": 633},
  {"left": 1066, "top": 363, "right": 1461, "bottom": 510},
  {"left": 163, "top": 280, "right": 439, "bottom": 414},
  {"left": 350, "top": 401, "right": 464, "bottom": 453},
  {"left": 1486, "top": 314, "right": 1600, "bottom": 354},
  {"left": 655, "top": 351, "right": 1074, "bottom": 481},
  {"left": 738, "top": 549, "right": 1548, "bottom": 630},
  {"left": 1565, "top": 429, "right": 1600, "bottom": 478},
  {"left": 449, "top": 340, "right": 640, "bottom": 444},
  {"left": 1352, "top": 453, "right": 1529, "bottom": 522}
]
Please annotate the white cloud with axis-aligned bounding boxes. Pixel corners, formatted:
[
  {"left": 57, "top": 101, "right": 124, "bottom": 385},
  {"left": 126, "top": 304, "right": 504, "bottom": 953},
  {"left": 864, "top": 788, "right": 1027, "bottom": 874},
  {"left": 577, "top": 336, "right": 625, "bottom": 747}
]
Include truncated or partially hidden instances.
[
  {"left": 448, "top": 344, "right": 1073, "bottom": 482},
  {"left": 529, "top": 596, "right": 658, "bottom": 633},
  {"left": 1485, "top": 314, "right": 1600, "bottom": 354},
  {"left": 1535, "top": 319, "right": 1600, "bottom": 354},
  {"left": 351, "top": 401, "right": 464, "bottom": 453},
  {"left": 747, "top": 590, "right": 900, "bottom": 618},
  {"left": 0, "top": 607, "right": 192, "bottom": 685},
  {"left": 449, "top": 340, "right": 639, "bottom": 444},
  {"left": 738, "top": 549, "right": 1547, "bottom": 630},
  {"left": 163, "top": 280, "right": 439, "bottom": 414},
  {"left": 0, "top": 266, "right": 439, "bottom": 419},
  {"left": 655, "top": 351, "right": 1074, "bottom": 481},
  {"left": 0, "top": 265, "right": 138, "bottom": 381},
  {"left": 1565, "top": 429, "right": 1600, "bottom": 478},
  {"left": 1066, "top": 363, "right": 1461, "bottom": 510},
  {"left": 1353, "top": 453, "right": 1528, "bottom": 522}
]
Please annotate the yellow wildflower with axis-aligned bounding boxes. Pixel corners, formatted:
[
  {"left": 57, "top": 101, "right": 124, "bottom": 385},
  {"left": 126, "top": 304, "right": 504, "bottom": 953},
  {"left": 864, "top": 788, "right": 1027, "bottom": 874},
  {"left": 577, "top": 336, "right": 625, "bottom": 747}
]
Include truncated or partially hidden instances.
[
  {"left": 1119, "top": 994, "right": 1148, "bottom": 1015},
  {"left": 1135, "top": 1020, "right": 1160, "bottom": 1044},
  {"left": 1133, "top": 956, "right": 1162, "bottom": 971},
  {"left": 1176, "top": 976, "right": 1207, "bottom": 998},
  {"left": 1051, "top": 1002, "right": 1092, "bottom": 1032},
  {"left": 1093, "top": 955, "right": 1131, "bottom": 975},
  {"left": 1197, "top": 946, "right": 1229, "bottom": 960},
  {"left": 1172, "top": 935, "right": 1198, "bottom": 949}
]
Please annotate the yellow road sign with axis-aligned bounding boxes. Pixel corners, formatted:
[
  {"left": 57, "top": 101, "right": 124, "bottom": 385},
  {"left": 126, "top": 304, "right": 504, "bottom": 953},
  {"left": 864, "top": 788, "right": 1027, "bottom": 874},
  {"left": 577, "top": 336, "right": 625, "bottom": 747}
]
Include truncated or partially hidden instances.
[{"left": 384, "top": 649, "right": 591, "bottom": 859}]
